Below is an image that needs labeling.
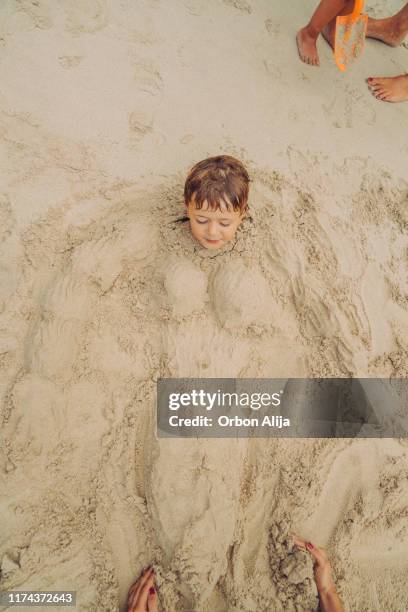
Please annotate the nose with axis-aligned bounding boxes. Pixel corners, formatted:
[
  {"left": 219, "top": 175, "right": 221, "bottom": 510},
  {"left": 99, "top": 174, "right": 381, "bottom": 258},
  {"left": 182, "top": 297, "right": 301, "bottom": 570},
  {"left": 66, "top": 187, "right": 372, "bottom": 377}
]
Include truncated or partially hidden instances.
[{"left": 207, "top": 221, "right": 219, "bottom": 238}]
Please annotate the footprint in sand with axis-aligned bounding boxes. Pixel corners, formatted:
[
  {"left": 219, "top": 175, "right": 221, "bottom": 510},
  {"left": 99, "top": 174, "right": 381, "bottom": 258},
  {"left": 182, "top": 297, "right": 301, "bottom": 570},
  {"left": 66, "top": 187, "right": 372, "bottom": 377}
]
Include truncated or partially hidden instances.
[
  {"left": 0, "top": 193, "right": 15, "bottom": 242},
  {"left": 265, "top": 18, "right": 280, "bottom": 35},
  {"left": 58, "top": 56, "right": 83, "bottom": 69},
  {"left": 296, "top": 211, "right": 338, "bottom": 277},
  {"left": 65, "top": 0, "right": 108, "bottom": 35},
  {"left": 183, "top": 1, "right": 206, "bottom": 17},
  {"left": 223, "top": 0, "right": 252, "bottom": 15},
  {"left": 129, "top": 109, "right": 154, "bottom": 141},
  {"left": 180, "top": 133, "right": 194, "bottom": 144},
  {"left": 303, "top": 290, "right": 335, "bottom": 336},
  {"left": 324, "top": 84, "right": 376, "bottom": 129},
  {"left": 262, "top": 59, "right": 282, "bottom": 79},
  {"left": 266, "top": 232, "right": 302, "bottom": 279},
  {"left": 291, "top": 281, "right": 334, "bottom": 336},
  {"left": 129, "top": 61, "right": 162, "bottom": 141},
  {"left": 133, "top": 60, "right": 163, "bottom": 96},
  {"left": 291, "top": 281, "right": 356, "bottom": 373},
  {"left": 348, "top": 85, "right": 377, "bottom": 128},
  {"left": 337, "top": 297, "right": 371, "bottom": 347},
  {"left": 15, "top": 0, "right": 53, "bottom": 30}
]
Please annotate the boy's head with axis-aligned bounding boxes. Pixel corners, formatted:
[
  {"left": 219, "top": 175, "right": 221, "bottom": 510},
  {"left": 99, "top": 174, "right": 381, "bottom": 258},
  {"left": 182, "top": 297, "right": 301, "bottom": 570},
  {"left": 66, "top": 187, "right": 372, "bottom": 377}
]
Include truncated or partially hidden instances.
[{"left": 184, "top": 155, "right": 250, "bottom": 249}]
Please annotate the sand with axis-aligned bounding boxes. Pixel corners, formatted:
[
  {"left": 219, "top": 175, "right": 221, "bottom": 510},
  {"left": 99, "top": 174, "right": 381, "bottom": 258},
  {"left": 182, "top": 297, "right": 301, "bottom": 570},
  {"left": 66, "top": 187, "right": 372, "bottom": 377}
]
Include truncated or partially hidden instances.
[{"left": 1, "top": 0, "right": 408, "bottom": 610}]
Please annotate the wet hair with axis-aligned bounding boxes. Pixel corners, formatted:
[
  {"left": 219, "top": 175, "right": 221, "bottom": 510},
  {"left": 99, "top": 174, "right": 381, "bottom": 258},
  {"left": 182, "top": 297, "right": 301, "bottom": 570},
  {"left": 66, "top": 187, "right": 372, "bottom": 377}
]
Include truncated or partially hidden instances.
[{"left": 184, "top": 155, "right": 250, "bottom": 213}]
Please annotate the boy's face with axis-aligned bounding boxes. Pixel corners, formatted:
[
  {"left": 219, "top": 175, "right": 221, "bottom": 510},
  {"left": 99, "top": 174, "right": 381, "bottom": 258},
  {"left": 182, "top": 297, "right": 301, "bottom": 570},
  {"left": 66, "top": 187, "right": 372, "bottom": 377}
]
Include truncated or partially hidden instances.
[{"left": 187, "top": 197, "right": 245, "bottom": 249}]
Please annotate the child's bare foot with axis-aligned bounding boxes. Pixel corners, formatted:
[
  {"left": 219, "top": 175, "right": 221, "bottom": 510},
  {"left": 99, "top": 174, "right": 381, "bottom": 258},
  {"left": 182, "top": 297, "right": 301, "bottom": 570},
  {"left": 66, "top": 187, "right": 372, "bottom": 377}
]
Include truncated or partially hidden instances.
[
  {"left": 367, "top": 74, "right": 408, "bottom": 102},
  {"left": 296, "top": 26, "right": 320, "bottom": 65},
  {"left": 366, "top": 15, "right": 407, "bottom": 47}
]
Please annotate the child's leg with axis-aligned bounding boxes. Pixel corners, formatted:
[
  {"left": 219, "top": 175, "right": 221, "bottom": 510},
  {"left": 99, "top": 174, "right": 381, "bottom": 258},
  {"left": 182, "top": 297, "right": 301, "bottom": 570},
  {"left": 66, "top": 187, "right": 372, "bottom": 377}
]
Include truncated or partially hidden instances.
[
  {"left": 366, "top": 2, "right": 408, "bottom": 47},
  {"left": 297, "top": 0, "right": 354, "bottom": 66}
]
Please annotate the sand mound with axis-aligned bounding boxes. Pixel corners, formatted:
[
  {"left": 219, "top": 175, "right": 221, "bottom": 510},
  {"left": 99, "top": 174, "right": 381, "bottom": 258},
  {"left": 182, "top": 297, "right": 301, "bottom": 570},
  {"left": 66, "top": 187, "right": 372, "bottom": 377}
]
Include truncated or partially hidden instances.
[
  {"left": 212, "top": 261, "right": 276, "bottom": 329},
  {"left": 163, "top": 257, "right": 208, "bottom": 316}
]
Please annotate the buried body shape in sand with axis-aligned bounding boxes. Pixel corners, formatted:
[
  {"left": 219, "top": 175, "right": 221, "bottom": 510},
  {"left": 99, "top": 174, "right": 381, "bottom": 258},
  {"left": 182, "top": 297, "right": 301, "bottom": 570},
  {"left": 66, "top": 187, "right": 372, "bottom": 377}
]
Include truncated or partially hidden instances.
[{"left": 3, "top": 149, "right": 408, "bottom": 611}]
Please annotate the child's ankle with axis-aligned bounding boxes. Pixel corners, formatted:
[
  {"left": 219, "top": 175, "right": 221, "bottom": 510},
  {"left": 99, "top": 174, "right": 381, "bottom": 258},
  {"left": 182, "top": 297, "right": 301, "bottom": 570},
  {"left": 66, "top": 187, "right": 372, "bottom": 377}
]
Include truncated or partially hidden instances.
[{"left": 304, "top": 23, "right": 320, "bottom": 40}]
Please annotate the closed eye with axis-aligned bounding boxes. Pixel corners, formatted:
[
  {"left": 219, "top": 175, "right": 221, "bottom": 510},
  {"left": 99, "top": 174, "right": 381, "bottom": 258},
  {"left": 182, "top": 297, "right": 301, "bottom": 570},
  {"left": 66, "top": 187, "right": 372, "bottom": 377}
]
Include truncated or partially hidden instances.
[
  {"left": 196, "top": 219, "right": 208, "bottom": 224},
  {"left": 220, "top": 222, "right": 231, "bottom": 227}
]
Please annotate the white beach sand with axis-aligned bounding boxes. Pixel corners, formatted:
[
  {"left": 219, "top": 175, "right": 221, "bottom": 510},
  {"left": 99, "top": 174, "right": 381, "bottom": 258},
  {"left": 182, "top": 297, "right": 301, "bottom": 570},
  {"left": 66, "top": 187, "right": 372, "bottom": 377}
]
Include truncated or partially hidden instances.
[{"left": 1, "top": 1, "right": 408, "bottom": 610}]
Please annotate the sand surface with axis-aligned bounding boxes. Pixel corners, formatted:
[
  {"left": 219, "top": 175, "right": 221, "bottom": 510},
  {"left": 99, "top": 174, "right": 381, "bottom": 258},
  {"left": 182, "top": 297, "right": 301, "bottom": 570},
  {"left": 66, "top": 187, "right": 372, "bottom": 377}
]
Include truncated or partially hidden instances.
[{"left": 1, "top": 1, "right": 408, "bottom": 610}]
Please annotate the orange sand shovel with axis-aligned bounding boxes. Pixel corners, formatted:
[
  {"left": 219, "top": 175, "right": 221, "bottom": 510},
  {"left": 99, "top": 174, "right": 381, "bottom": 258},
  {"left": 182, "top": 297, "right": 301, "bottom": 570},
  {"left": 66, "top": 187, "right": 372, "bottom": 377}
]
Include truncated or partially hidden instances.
[{"left": 334, "top": 0, "right": 368, "bottom": 71}]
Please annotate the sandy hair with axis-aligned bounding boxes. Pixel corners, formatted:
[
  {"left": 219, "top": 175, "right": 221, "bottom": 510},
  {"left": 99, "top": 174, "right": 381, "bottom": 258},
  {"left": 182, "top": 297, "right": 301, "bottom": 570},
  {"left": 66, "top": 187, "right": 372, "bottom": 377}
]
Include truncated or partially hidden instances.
[{"left": 184, "top": 155, "right": 250, "bottom": 213}]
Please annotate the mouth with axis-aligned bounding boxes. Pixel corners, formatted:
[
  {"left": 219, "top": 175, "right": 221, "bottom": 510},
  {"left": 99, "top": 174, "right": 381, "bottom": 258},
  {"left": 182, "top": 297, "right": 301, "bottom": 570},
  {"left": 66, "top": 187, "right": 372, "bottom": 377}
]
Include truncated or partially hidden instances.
[{"left": 204, "top": 238, "right": 222, "bottom": 245}]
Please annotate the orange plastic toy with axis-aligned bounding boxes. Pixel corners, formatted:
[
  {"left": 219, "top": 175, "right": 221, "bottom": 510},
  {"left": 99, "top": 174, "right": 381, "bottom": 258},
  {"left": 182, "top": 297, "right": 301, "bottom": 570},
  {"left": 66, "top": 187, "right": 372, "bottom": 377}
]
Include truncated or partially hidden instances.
[{"left": 334, "top": 0, "right": 368, "bottom": 71}]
